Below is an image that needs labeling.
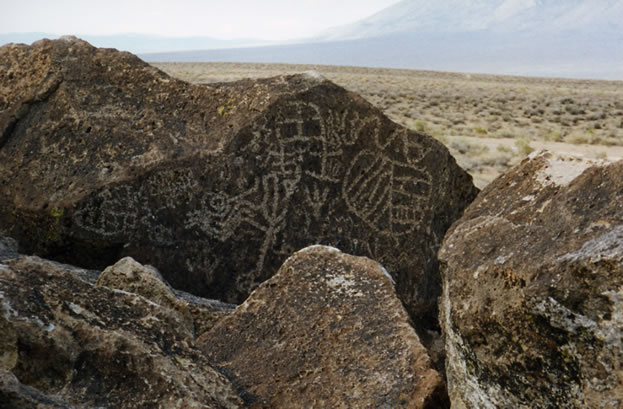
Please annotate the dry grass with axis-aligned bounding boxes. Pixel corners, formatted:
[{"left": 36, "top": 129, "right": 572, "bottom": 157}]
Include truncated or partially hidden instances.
[{"left": 152, "top": 62, "right": 623, "bottom": 187}]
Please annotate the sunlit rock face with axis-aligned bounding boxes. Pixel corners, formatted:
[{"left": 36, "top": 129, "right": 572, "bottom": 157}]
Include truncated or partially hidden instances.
[
  {"left": 440, "top": 152, "right": 623, "bottom": 408},
  {"left": 200, "top": 245, "right": 449, "bottom": 409}
]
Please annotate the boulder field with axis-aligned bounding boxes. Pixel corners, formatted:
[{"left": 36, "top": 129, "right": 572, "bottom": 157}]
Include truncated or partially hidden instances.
[
  {"left": 0, "top": 240, "right": 446, "bottom": 408},
  {"left": 0, "top": 239, "right": 242, "bottom": 408},
  {"left": 4, "top": 36, "right": 621, "bottom": 408},
  {"left": 0, "top": 37, "right": 478, "bottom": 331}
]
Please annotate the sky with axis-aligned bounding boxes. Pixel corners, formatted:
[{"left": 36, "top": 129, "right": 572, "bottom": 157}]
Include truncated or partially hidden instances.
[{"left": 0, "top": 0, "right": 401, "bottom": 40}]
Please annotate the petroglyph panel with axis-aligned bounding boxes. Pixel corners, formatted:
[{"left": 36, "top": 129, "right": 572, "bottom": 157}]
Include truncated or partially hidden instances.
[
  {"left": 72, "top": 98, "right": 437, "bottom": 283},
  {"left": 343, "top": 140, "right": 432, "bottom": 235},
  {"left": 66, "top": 93, "right": 450, "bottom": 316},
  {"left": 245, "top": 100, "right": 436, "bottom": 235}
]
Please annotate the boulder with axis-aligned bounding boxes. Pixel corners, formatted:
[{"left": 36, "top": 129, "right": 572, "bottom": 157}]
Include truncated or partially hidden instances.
[
  {"left": 0, "top": 251, "right": 244, "bottom": 408},
  {"left": 0, "top": 37, "right": 477, "bottom": 328},
  {"left": 97, "top": 256, "right": 236, "bottom": 337},
  {"left": 200, "top": 245, "right": 449, "bottom": 409},
  {"left": 440, "top": 152, "right": 623, "bottom": 408},
  {"left": 97, "top": 257, "right": 183, "bottom": 312}
]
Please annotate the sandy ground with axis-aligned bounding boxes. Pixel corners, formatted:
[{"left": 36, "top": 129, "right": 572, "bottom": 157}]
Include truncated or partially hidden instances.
[
  {"left": 450, "top": 136, "right": 623, "bottom": 187},
  {"left": 477, "top": 137, "right": 623, "bottom": 160}
]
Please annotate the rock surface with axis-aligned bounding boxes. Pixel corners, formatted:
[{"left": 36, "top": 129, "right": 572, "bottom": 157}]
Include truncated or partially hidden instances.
[
  {"left": 0, "top": 247, "right": 243, "bottom": 408},
  {"left": 0, "top": 234, "right": 19, "bottom": 261},
  {"left": 0, "top": 37, "right": 477, "bottom": 328},
  {"left": 97, "top": 256, "right": 236, "bottom": 337},
  {"left": 200, "top": 245, "right": 449, "bottom": 409},
  {"left": 440, "top": 152, "right": 623, "bottom": 408}
]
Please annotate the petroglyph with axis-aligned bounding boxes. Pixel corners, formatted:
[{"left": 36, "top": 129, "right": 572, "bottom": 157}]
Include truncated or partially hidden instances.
[
  {"left": 246, "top": 101, "right": 342, "bottom": 183},
  {"left": 73, "top": 168, "right": 198, "bottom": 244},
  {"left": 73, "top": 186, "right": 140, "bottom": 239},
  {"left": 303, "top": 184, "right": 330, "bottom": 220},
  {"left": 186, "top": 184, "right": 260, "bottom": 242},
  {"left": 343, "top": 130, "right": 433, "bottom": 236}
]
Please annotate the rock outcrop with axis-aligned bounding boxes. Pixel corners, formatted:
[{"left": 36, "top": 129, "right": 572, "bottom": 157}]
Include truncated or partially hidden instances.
[
  {"left": 200, "top": 245, "right": 449, "bottom": 409},
  {"left": 440, "top": 152, "right": 623, "bottom": 408},
  {"left": 0, "top": 37, "right": 477, "bottom": 328},
  {"left": 0, "top": 244, "right": 243, "bottom": 408}
]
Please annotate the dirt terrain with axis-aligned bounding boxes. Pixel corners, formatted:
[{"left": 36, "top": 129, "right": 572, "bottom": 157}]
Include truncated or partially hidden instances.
[{"left": 152, "top": 62, "right": 623, "bottom": 187}]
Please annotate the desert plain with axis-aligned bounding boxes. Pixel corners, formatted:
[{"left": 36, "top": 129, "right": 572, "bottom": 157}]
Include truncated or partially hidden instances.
[{"left": 153, "top": 62, "right": 623, "bottom": 188}]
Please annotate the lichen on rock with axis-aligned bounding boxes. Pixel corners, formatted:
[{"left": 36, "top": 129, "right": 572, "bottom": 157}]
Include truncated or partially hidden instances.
[{"left": 440, "top": 151, "right": 623, "bottom": 408}]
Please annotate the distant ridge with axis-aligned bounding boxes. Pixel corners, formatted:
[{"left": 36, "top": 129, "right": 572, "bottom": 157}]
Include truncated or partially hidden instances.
[
  {"left": 0, "top": 32, "right": 271, "bottom": 53},
  {"left": 141, "top": 31, "right": 623, "bottom": 81},
  {"left": 141, "top": 0, "right": 623, "bottom": 80}
]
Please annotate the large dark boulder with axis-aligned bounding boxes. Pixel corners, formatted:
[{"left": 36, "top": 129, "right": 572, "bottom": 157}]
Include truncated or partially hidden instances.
[
  {"left": 0, "top": 37, "right": 477, "bottom": 327},
  {"left": 200, "top": 245, "right": 449, "bottom": 408},
  {"left": 440, "top": 152, "right": 623, "bottom": 408}
]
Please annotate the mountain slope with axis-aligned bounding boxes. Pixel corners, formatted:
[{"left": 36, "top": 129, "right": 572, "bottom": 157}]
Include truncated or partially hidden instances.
[{"left": 319, "top": 0, "right": 623, "bottom": 40}]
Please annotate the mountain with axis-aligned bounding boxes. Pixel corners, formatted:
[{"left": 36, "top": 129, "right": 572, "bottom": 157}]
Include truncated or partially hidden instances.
[
  {"left": 0, "top": 33, "right": 270, "bottom": 53},
  {"left": 318, "top": 0, "right": 623, "bottom": 40},
  {"left": 143, "top": 0, "right": 623, "bottom": 80}
]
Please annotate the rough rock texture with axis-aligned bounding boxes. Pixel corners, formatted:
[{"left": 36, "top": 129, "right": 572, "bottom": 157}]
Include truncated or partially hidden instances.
[
  {"left": 0, "top": 249, "right": 244, "bottom": 408},
  {"left": 0, "top": 234, "right": 19, "bottom": 261},
  {"left": 439, "top": 152, "right": 623, "bottom": 408},
  {"left": 0, "top": 37, "right": 477, "bottom": 328},
  {"left": 97, "top": 257, "right": 235, "bottom": 337},
  {"left": 200, "top": 245, "right": 449, "bottom": 409},
  {"left": 98, "top": 257, "right": 189, "bottom": 316}
]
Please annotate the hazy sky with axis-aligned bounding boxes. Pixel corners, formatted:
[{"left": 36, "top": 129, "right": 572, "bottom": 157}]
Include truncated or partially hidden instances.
[{"left": 0, "top": 0, "right": 401, "bottom": 40}]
